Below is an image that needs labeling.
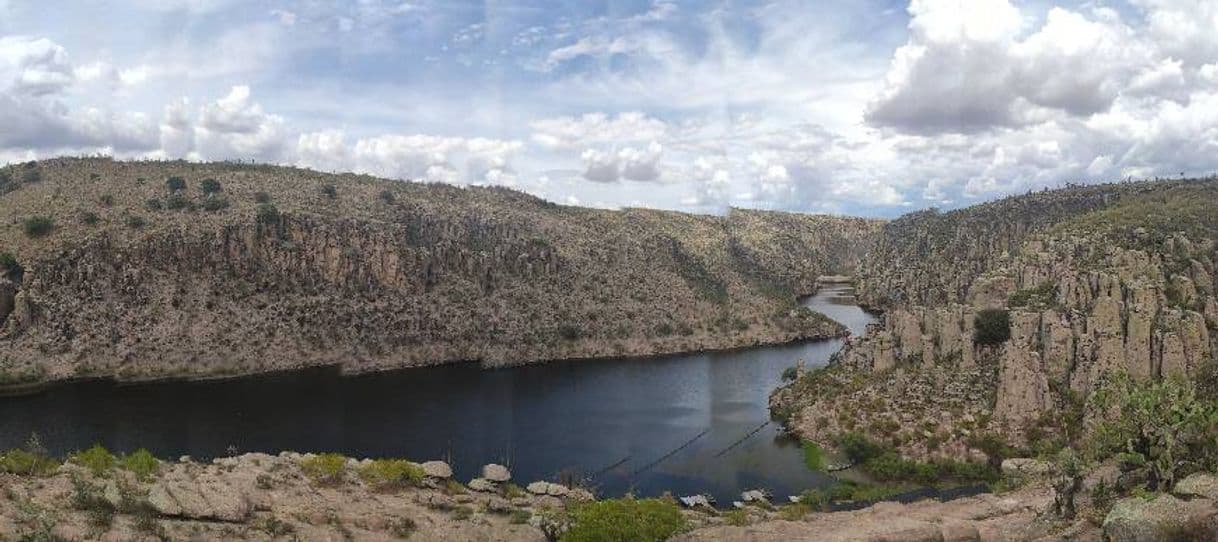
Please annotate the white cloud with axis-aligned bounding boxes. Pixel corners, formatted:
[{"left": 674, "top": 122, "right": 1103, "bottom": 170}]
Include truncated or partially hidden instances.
[
  {"left": 195, "top": 85, "right": 286, "bottom": 160},
  {"left": 579, "top": 141, "right": 663, "bottom": 183},
  {"left": 530, "top": 112, "right": 668, "bottom": 150}
]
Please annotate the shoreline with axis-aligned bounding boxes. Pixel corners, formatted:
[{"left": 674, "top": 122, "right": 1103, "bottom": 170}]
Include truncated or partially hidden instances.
[{"left": 0, "top": 322, "right": 849, "bottom": 398}]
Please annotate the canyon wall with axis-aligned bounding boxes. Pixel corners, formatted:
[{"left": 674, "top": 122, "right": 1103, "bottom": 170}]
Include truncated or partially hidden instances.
[
  {"left": 0, "top": 158, "right": 882, "bottom": 383},
  {"left": 776, "top": 179, "right": 1218, "bottom": 453}
]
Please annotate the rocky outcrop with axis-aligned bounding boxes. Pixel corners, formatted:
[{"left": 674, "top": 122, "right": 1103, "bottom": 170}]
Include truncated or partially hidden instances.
[
  {"left": 775, "top": 179, "right": 1218, "bottom": 453},
  {"left": 0, "top": 158, "right": 879, "bottom": 384},
  {"left": 1103, "top": 493, "right": 1218, "bottom": 542}
]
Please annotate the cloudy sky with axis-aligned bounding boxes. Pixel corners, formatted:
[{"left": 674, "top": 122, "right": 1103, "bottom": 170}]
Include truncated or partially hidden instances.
[{"left": 1, "top": 0, "right": 1217, "bottom": 217}]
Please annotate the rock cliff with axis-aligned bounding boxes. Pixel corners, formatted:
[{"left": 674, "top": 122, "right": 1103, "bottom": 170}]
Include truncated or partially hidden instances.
[
  {"left": 774, "top": 178, "right": 1218, "bottom": 455},
  {"left": 0, "top": 158, "right": 882, "bottom": 384}
]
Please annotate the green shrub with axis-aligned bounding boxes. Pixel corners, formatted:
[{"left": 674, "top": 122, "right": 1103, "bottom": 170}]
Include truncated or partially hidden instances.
[
  {"left": 451, "top": 505, "right": 473, "bottom": 520},
  {"left": 320, "top": 184, "right": 337, "bottom": 198},
  {"left": 378, "top": 189, "right": 395, "bottom": 204},
  {"left": 254, "top": 191, "right": 271, "bottom": 204},
  {"left": 165, "top": 193, "right": 189, "bottom": 210},
  {"left": 835, "top": 432, "right": 888, "bottom": 464},
  {"left": 0, "top": 252, "right": 22, "bottom": 282},
  {"left": 70, "top": 476, "right": 115, "bottom": 528},
  {"left": 201, "top": 197, "right": 229, "bottom": 212},
  {"left": 391, "top": 517, "right": 417, "bottom": 536},
  {"left": 22, "top": 168, "right": 41, "bottom": 183},
  {"left": 299, "top": 453, "right": 346, "bottom": 483},
  {"left": 802, "top": 441, "right": 827, "bottom": 472},
  {"left": 563, "top": 498, "right": 690, "bottom": 542},
  {"left": 973, "top": 309, "right": 1010, "bottom": 345},
  {"left": 356, "top": 459, "right": 424, "bottom": 488},
  {"left": 99, "top": 194, "right": 114, "bottom": 206},
  {"left": 781, "top": 366, "right": 799, "bottom": 382},
  {"left": 22, "top": 215, "right": 54, "bottom": 237},
  {"left": 165, "top": 176, "right": 186, "bottom": 192},
  {"left": 80, "top": 211, "right": 100, "bottom": 225},
  {"left": 120, "top": 449, "right": 159, "bottom": 481},
  {"left": 0, "top": 448, "right": 59, "bottom": 476},
  {"left": 1092, "top": 374, "right": 1218, "bottom": 491},
  {"left": 125, "top": 215, "right": 146, "bottom": 229},
  {"left": 724, "top": 508, "right": 750, "bottom": 526},
  {"left": 200, "top": 178, "right": 222, "bottom": 195},
  {"left": 145, "top": 198, "right": 163, "bottom": 211},
  {"left": 1008, "top": 281, "right": 1057, "bottom": 309},
  {"left": 256, "top": 203, "right": 279, "bottom": 224},
  {"left": 509, "top": 509, "right": 531, "bottom": 525},
  {"left": 70, "top": 444, "right": 117, "bottom": 477}
]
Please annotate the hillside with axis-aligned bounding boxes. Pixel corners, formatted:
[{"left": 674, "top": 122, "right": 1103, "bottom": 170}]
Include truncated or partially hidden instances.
[
  {"left": 774, "top": 178, "right": 1218, "bottom": 460},
  {"left": 0, "top": 158, "right": 881, "bottom": 385}
]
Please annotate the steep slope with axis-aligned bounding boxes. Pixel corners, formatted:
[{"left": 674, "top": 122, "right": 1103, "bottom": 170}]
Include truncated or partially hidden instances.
[
  {"left": 774, "top": 178, "right": 1218, "bottom": 459},
  {"left": 0, "top": 158, "right": 881, "bottom": 384}
]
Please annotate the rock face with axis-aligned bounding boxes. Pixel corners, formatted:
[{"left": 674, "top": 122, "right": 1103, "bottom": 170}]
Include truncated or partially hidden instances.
[
  {"left": 0, "top": 158, "right": 881, "bottom": 384},
  {"left": 774, "top": 179, "right": 1218, "bottom": 452}
]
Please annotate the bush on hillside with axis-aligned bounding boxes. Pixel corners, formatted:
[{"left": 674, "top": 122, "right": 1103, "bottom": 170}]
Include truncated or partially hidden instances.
[
  {"left": 563, "top": 498, "right": 690, "bottom": 542},
  {"left": 22, "top": 216, "right": 54, "bottom": 237},
  {"left": 256, "top": 203, "right": 279, "bottom": 224},
  {"left": 973, "top": 309, "right": 1010, "bottom": 345},
  {"left": 0, "top": 252, "right": 22, "bottom": 282},
  {"left": 200, "top": 178, "right": 222, "bottom": 195},
  {"left": 254, "top": 191, "right": 271, "bottom": 204},
  {"left": 320, "top": 184, "right": 337, "bottom": 199},
  {"left": 165, "top": 176, "right": 186, "bottom": 192},
  {"left": 1092, "top": 374, "right": 1218, "bottom": 491}
]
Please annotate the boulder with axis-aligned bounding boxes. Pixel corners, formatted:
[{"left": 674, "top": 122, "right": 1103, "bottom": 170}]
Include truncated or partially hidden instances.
[
  {"left": 1000, "top": 458, "right": 1053, "bottom": 478},
  {"left": 482, "top": 463, "right": 511, "bottom": 483},
  {"left": 148, "top": 475, "right": 251, "bottom": 522},
  {"left": 1174, "top": 473, "right": 1218, "bottom": 501},
  {"left": 421, "top": 460, "right": 453, "bottom": 479},
  {"left": 526, "top": 481, "right": 570, "bottom": 497},
  {"left": 467, "top": 478, "right": 496, "bottom": 492},
  {"left": 1103, "top": 494, "right": 1218, "bottom": 542}
]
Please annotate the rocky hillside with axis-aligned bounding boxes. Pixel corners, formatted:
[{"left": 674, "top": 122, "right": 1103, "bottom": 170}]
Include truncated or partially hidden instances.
[
  {"left": 0, "top": 158, "right": 881, "bottom": 385},
  {"left": 774, "top": 178, "right": 1218, "bottom": 459}
]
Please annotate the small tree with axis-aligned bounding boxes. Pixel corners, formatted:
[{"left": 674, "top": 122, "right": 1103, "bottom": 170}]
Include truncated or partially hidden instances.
[
  {"left": 200, "top": 178, "right": 222, "bottom": 196},
  {"left": 165, "top": 176, "right": 186, "bottom": 192},
  {"left": 973, "top": 309, "right": 1010, "bottom": 345},
  {"left": 23, "top": 216, "right": 54, "bottom": 237},
  {"left": 1051, "top": 448, "right": 1085, "bottom": 519}
]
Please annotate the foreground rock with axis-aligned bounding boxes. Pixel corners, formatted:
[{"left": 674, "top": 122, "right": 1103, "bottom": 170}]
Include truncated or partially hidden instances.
[
  {"left": 1103, "top": 493, "right": 1218, "bottom": 542},
  {"left": 0, "top": 452, "right": 569, "bottom": 541},
  {"left": 677, "top": 485, "right": 1076, "bottom": 541}
]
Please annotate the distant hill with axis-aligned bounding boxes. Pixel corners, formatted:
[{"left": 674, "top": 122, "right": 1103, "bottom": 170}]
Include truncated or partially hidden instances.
[{"left": 0, "top": 157, "right": 881, "bottom": 384}]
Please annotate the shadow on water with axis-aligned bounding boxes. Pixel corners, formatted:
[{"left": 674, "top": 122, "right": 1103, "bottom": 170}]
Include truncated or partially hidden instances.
[{"left": 0, "top": 284, "right": 876, "bottom": 504}]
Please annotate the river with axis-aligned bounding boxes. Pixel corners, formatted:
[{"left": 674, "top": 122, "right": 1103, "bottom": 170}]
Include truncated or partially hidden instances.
[{"left": 0, "top": 283, "right": 875, "bottom": 504}]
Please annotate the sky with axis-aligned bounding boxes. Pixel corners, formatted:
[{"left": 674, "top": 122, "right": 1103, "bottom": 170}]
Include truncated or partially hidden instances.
[{"left": 1, "top": 0, "right": 1217, "bottom": 217}]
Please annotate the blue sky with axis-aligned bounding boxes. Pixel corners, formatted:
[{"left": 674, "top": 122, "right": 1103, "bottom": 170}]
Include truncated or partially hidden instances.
[{"left": 2, "top": 0, "right": 1217, "bottom": 217}]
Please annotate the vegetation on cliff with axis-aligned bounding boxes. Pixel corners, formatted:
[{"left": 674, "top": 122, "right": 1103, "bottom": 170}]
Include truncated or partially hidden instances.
[{"left": 0, "top": 157, "right": 880, "bottom": 384}]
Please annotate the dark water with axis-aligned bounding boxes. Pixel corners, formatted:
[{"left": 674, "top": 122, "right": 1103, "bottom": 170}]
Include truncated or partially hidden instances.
[{"left": 0, "top": 284, "right": 874, "bottom": 504}]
